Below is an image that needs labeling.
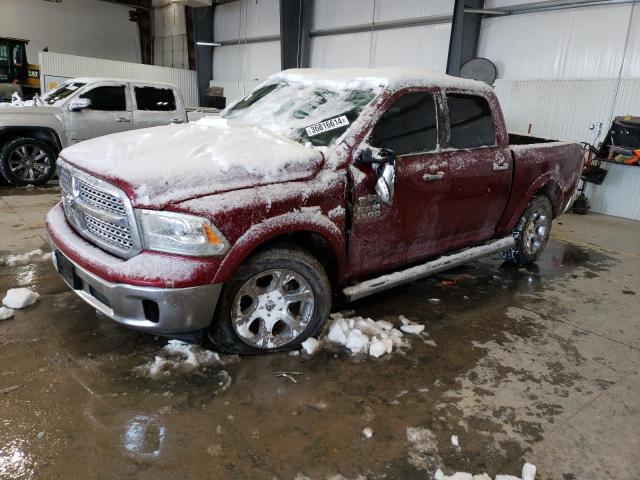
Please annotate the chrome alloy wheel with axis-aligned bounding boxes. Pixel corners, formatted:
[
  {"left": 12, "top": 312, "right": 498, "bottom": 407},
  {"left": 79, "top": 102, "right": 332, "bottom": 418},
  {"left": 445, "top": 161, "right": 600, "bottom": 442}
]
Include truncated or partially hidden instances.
[
  {"left": 231, "top": 269, "right": 315, "bottom": 349},
  {"left": 8, "top": 144, "right": 52, "bottom": 183},
  {"left": 523, "top": 209, "right": 549, "bottom": 255}
]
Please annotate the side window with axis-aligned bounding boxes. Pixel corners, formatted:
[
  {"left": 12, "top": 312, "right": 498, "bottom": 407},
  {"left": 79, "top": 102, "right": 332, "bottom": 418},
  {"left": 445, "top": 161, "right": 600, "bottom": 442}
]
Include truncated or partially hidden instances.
[
  {"left": 134, "top": 86, "right": 176, "bottom": 111},
  {"left": 446, "top": 94, "right": 495, "bottom": 149},
  {"left": 371, "top": 92, "right": 438, "bottom": 156},
  {"left": 80, "top": 86, "right": 127, "bottom": 111}
]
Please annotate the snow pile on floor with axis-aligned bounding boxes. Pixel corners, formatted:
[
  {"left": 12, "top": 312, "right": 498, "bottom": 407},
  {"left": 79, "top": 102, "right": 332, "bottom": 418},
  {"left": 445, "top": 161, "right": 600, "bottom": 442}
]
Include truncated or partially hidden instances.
[
  {"left": 435, "top": 463, "right": 536, "bottom": 480},
  {"left": 325, "top": 312, "right": 428, "bottom": 358},
  {"left": 3, "top": 288, "right": 40, "bottom": 309},
  {"left": 299, "top": 312, "right": 428, "bottom": 358},
  {"left": 328, "top": 314, "right": 400, "bottom": 356},
  {"left": 133, "top": 340, "right": 224, "bottom": 380},
  {"left": 2, "top": 249, "right": 52, "bottom": 267},
  {"left": 0, "top": 307, "right": 15, "bottom": 320}
]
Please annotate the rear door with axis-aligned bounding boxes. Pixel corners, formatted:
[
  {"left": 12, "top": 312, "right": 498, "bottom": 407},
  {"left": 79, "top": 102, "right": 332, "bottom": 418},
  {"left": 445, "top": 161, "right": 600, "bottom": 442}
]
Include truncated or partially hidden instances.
[
  {"left": 65, "top": 82, "right": 133, "bottom": 143},
  {"left": 132, "top": 84, "right": 185, "bottom": 128},
  {"left": 436, "top": 92, "right": 512, "bottom": 244}
]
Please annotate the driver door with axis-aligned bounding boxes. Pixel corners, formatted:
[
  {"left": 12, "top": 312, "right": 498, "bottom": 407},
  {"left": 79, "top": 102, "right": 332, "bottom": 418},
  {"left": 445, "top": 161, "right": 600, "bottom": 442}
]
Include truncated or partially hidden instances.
[
  {"left": 348, "top": 89, "right": 447, "bottom": 277},
  {"left": 65, "top": 82, "right": 133, "bottom": 144}
]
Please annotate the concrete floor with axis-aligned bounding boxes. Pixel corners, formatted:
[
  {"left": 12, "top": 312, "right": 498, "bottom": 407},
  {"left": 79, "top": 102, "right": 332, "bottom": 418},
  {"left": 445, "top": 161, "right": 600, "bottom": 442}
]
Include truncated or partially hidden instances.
[{"left": 0, "top": 186, "right": 638, "bottom": 480}]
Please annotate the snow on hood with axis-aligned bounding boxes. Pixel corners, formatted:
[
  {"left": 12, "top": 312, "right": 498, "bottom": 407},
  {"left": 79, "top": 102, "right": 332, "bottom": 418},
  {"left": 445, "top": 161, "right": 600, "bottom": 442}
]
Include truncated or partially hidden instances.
[{"left": 60, "top": 117, "right": 324, "bottom": 207}]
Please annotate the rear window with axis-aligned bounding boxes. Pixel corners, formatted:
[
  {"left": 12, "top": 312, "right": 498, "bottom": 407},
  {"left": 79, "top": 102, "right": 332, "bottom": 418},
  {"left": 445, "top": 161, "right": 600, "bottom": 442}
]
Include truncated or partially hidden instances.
[
  {"left": 446, "top": 94, "right": 495, "bottom": 149},
  {"left": 135, "top": 86, "right": 176, "bottom": 111}
]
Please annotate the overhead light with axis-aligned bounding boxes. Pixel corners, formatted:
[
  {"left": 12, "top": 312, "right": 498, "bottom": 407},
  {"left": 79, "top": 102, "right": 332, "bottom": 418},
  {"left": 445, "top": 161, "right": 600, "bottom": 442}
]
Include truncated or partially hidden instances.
[{"left": 196, "top": 41, "right": 221, "bottom": 47}]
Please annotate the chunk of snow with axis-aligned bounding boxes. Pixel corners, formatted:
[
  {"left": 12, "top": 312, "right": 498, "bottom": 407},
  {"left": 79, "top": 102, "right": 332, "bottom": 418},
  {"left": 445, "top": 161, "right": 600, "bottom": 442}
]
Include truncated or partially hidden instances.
[
  {"left": 345, "top": 329, "right": 369, "bottom": 354},
  {"left": 2, "top": 249, "right": 52, "bottom": 267},
  {"left": 472, "top": 475, "right": 491, "bottom": 480},
  {"left": 369, "top": 339, "right": 387, "bottom": 358},
  {"left": 522, "top": 463, "right": 536, "bottom": 480},
  {"left": 435, "top": 472, "right": 472, "bottom": 480},
  {"left": 427, "top": 298, "right": 441, "bottom": 304},
  {"left": 327, "top": 320, "right": 349, "bottom": 345},
  {"left": 423, "top": 339, "right": 438, "bottom": 348},
  {"left": 133, "top": 340, "right": 223, "bottom": 379},
  {"left": 451, "top": 435, "right": 459, "bottom": 447},
  {"left": 3, "top": 288, "right": 40, "bottom": 309},
  {"left": 301, "top": 337, "right": 320, "bottom": 355},
  {"left": 0, "top": 307, "right": 15, "bottom": 320},
  {"left": 362, "top": 427, "right": 373, "bottom": 439},
  {"left": 400, "top": 324, "right": 425, "bottom": 335},
  {"left": 495, "top": 476, "right": 521, "bottom": 480},
  {"left": 375, "top": 320, "right": 393, "bottom": 331}
]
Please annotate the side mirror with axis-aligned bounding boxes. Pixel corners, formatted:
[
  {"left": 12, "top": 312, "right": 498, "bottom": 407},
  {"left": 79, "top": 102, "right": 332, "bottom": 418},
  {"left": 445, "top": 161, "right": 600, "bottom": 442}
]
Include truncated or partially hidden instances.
[
  {"left": 357, "top": 146, "right": 396, "bottom": 164},
  {"left": 375, "top": 163, "right": 396, "bottom": 205},
  {"left": 68, "top": 98, "right": 91, "bottom": 112}
]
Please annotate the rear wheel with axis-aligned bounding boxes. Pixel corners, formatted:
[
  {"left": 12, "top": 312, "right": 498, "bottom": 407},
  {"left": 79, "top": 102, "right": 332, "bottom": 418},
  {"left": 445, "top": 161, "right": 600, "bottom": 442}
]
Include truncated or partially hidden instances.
[
  {"left": 0, "top": 137, "right": 57, "bottom": 186},
  {"left": 501, "top": 195, "right": 553, "bottom": 266},
  {"left": 208, "top": 245, "right": 331, "bottom": 354}
]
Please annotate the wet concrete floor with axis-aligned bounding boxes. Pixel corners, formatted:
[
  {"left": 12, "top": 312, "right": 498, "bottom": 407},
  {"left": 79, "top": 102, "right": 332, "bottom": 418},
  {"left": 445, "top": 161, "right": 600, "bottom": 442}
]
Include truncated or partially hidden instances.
[{"left": 1, "top": 186, "right": 639, "bottom": 479}]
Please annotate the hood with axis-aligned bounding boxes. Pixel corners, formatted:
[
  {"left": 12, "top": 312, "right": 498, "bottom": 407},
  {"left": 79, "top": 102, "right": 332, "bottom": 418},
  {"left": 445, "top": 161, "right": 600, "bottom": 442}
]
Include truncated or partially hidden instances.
[{"left": 60, "top": 117, "right": 325, "bottom": 207}]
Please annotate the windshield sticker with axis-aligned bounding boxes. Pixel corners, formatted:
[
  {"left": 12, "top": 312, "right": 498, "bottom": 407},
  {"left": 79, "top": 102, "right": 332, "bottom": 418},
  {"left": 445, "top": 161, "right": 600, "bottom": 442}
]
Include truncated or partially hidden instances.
[{"left": 305, "top": 115, "right": 350, "bottom": 137}]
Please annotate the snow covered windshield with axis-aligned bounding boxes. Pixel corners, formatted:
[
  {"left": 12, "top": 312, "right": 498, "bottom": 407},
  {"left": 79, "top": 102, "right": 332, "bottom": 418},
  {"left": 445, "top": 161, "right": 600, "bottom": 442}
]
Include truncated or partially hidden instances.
[
  {"left": 42, "top": 82, "right": 86, "bottom": 105},
  {"left": 221, "top": 81, "right": 379, "bottom": 147}
]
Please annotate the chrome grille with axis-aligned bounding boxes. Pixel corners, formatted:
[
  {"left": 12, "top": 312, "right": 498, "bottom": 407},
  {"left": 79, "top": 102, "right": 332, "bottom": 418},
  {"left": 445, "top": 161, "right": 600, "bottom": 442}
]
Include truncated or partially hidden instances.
[
  {"left": 58, "top": 161, "right": 142, "bottom": 259},
  {"left": 78, "top": 179, "right": 127, "bottom": 215},
  {"left": 84, "top": 214, "right": 134, "bottom": 249}
]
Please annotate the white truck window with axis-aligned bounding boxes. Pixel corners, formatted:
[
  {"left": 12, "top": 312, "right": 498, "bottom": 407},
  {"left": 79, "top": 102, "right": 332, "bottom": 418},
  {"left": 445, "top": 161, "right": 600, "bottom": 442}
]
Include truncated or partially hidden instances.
[
  {"left": 134, "top": 86, "right": 176, "bottom": 111},
  {"left": 80, "top": 86, "right": 127, "bottom": 111}
]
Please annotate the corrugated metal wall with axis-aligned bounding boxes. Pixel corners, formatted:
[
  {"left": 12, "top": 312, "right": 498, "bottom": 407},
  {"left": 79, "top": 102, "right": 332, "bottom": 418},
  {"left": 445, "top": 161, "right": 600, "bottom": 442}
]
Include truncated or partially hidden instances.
[
  {"left": 39, "top": 52, "right": 199, "bottom": 107},
  {"left": 479, "top": 1, "right": 640, "bottom": 221}
]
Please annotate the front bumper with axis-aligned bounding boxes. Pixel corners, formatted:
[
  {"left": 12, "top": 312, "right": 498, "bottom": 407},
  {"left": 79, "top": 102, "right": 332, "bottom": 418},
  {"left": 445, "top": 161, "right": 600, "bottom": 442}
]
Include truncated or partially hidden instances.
[{"left": 51, "top": 248, "right": 223, "bottom": 335}]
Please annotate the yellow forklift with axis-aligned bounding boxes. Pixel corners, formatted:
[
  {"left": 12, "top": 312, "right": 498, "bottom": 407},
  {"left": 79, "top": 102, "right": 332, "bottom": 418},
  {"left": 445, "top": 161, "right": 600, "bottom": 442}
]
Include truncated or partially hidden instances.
[{"left": 0, "top": 37, "right": 40, "bottom": 102}]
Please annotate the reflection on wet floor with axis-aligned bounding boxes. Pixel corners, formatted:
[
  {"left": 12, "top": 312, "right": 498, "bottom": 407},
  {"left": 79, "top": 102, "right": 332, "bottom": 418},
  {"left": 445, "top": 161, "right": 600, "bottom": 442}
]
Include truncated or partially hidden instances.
[{"left": 0, "top": 224, "right": 637, "bottom": 479}]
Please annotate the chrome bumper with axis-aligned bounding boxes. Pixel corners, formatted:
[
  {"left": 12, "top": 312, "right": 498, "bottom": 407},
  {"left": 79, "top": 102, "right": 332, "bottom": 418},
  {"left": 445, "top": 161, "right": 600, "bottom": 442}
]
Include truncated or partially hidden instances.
[{"left": 51, "top": 250, "right": 222, "bottom": 335}]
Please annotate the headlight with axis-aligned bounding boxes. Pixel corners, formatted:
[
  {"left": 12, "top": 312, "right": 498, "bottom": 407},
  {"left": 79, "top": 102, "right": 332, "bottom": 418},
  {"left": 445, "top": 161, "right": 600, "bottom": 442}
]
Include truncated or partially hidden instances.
[{"left": 136, "top": 209, "right": 229, "bottom": 256}]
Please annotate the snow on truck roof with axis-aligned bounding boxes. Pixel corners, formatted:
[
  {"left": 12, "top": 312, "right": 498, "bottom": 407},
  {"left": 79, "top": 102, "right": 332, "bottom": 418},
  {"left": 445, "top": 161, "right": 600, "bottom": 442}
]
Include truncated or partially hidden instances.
[
  {"left": 67, "top": 77, "right": 177, "bottom": 87},
  {"left": 269, "top": 67, "right": 492, "bottom": 93}
]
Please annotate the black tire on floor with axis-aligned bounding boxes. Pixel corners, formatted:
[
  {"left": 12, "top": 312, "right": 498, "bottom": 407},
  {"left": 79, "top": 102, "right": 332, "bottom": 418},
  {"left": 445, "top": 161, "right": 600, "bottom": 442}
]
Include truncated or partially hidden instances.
[
  {"left": 0, "top": 137, "right": 57, "bottom": 186},
  {"left": 501, "top": 195, "right": 553, "bottom": 266},
  {"left": 207, "top": 245, "right": 332, "bottom": 355}
]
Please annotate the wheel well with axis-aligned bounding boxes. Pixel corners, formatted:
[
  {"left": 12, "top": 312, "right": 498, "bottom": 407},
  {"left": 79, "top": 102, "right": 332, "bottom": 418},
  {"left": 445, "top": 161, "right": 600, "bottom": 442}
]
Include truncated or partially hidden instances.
[
  {"left": 0, "top": 128, "right": 62, "bottom": 154},
  {"left": 252, "top": 231, "right": 340, "bottom": 289},
  {"left": 537, "top": 182, "right": 561, "bottom": 217}
]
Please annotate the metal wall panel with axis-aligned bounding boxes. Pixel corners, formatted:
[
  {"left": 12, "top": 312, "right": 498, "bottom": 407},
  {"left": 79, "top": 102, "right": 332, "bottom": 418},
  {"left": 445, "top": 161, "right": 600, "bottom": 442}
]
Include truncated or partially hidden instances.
[
  {"left": 39, "top": 52, "right": 199, "bottom": 107},
  {"left": 493, "top": 77, "right": 640, "bottom": 220},
  {"left": 479, "top": 3, "right": 639, "bottom": 80}
]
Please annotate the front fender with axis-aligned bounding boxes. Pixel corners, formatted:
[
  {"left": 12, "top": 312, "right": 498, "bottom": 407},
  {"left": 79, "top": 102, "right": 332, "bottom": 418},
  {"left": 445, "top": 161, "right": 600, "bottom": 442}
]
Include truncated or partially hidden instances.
[{"left": 212, "top": 211, "right": 346, "bottom": 284}]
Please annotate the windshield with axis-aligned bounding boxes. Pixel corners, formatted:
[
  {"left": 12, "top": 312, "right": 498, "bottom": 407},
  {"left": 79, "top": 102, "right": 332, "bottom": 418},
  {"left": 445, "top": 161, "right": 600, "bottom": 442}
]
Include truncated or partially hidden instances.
[
  {"left": 42, "top": 82, "right": 86, "bottom": 105},
  {"left": 221, "top": 81, "right": 379, "bottom": 147}
]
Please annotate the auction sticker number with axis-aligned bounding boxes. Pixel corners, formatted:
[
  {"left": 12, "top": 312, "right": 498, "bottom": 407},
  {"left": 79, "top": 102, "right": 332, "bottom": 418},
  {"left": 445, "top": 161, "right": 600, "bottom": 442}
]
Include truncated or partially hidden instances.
[{"left": 305, "top": 115, "right": 350, "bottom": 137}]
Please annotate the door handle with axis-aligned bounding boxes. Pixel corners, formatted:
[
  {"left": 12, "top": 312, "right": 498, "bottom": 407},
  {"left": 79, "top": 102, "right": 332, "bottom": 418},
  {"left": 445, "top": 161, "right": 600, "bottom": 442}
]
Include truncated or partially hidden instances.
[
  {"left": 115, "top": 117, "right": 131, "bottom": 123},
  {"left": 493, "top": 162, "right": 509, "bottom": 171},
  {"left": 423, "top": 172, "right": 445, "bottom": 181},
  {"left": 170, "top": 118, "right": 184, "bottom": 124}
]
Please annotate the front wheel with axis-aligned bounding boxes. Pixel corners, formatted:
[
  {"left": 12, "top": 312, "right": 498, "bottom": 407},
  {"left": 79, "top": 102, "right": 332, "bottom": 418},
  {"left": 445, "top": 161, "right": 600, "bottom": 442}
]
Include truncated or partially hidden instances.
[
  {"left": 0, "top": 137, "right": 57, "bottom": 186},
  {"left": 208, "top": 245, "right": 331, "bottom": 354},
  {"left": 501, "top": 195, "right": 553, "bottom": 266}
]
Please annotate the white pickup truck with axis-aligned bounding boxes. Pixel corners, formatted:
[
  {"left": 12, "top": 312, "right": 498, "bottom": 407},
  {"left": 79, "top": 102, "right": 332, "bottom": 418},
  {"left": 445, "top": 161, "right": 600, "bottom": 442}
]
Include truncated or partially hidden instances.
[{"left": 0, "top": 77, "right": 197, "bottom": 186}]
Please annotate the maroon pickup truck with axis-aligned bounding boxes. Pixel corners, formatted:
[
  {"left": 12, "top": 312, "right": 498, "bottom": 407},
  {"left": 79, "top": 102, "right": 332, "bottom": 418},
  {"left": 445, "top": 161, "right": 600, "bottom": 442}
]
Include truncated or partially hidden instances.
[{"left": 45, "top": 67, "right": 583, "bottom": 353}]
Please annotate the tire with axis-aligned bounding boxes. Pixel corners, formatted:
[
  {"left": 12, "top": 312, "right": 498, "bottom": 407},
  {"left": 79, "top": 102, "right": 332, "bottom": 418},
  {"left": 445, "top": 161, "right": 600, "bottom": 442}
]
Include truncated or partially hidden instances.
[
  {"left": 0, "top": 137, "right": 57, "bottom": 186},
  {"left": 501, "top": 195, "right": 553, "bottom": 266},
  {"left": 207, "top": 245, "right": 332, "bottom": 354}
]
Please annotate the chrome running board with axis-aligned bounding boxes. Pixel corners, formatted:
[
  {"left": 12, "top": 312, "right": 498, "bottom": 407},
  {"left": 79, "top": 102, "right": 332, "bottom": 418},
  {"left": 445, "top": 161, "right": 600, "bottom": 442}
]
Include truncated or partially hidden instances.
[{"left": 342, "top": 236, "right": 515, "bottom": 301}]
